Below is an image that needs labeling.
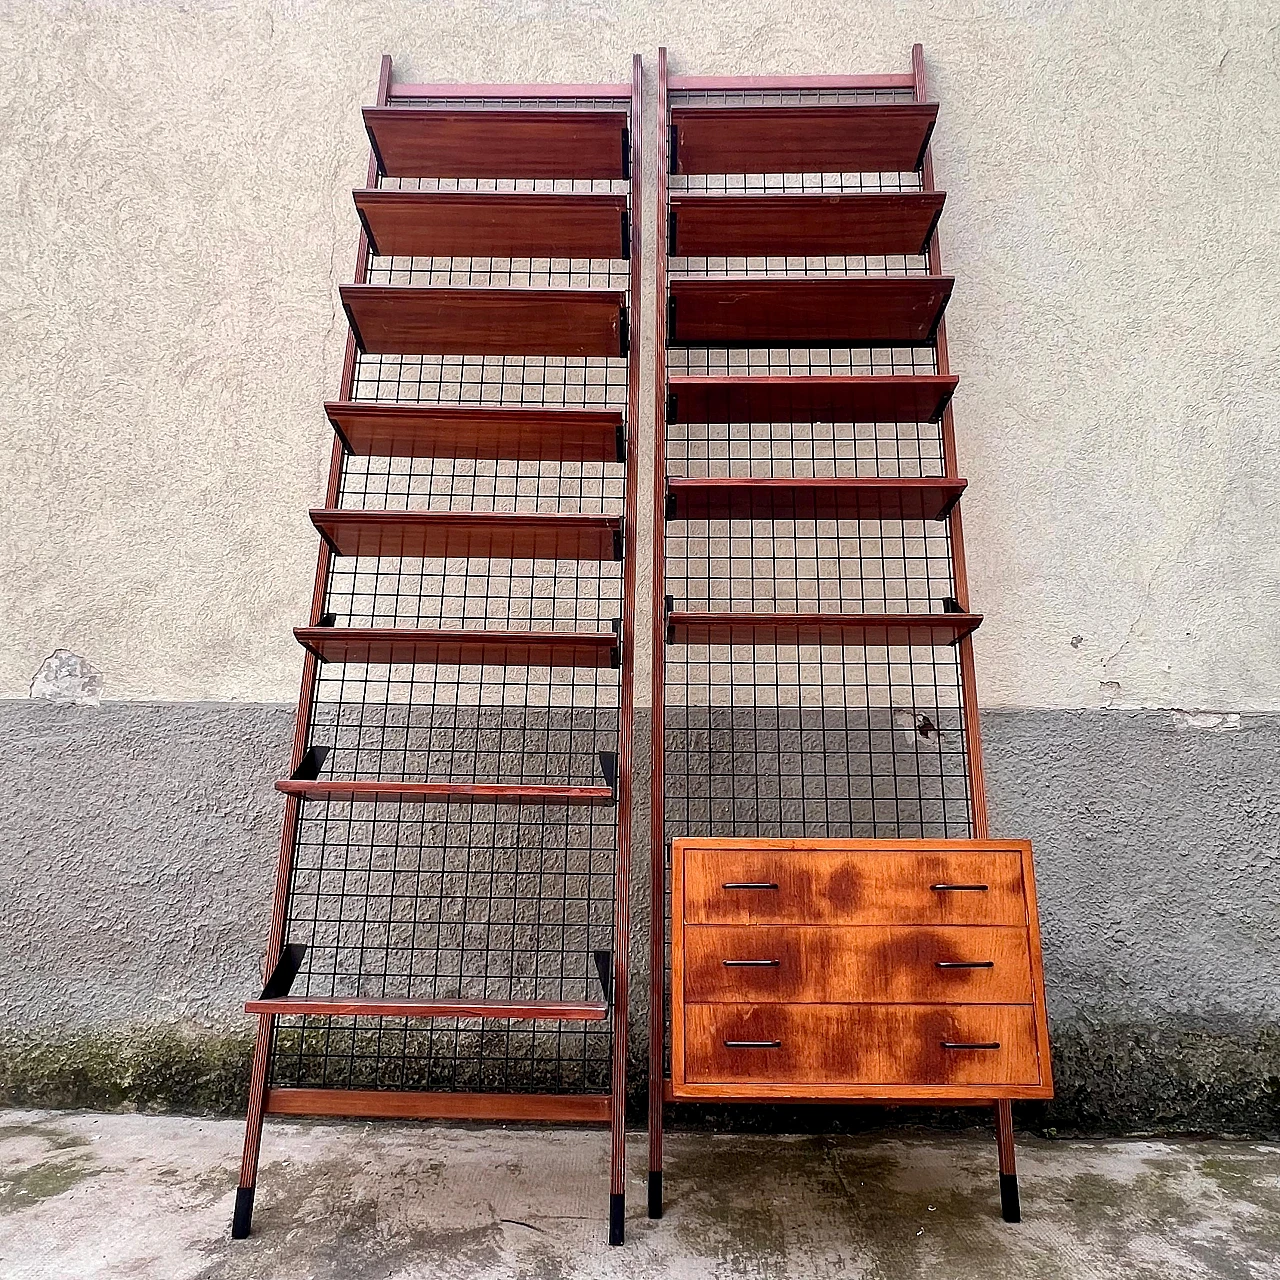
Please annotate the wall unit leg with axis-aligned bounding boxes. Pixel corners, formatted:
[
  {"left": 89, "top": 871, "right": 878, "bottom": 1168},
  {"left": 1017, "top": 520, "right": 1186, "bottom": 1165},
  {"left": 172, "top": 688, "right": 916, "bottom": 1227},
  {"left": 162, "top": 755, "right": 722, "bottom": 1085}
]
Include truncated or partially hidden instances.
[
  {"left": 995, "top": 1099, "right": 1021, "bottom": 1223},
  {"left": 609, "top": 1191, "right": 625, "bottom": 1246},
  {"left": 232, "top": 1016, "right": 273, "bottom": 1238},
  {"left": 648, "top": 1167, "right": 663, "bottom": 1219}
]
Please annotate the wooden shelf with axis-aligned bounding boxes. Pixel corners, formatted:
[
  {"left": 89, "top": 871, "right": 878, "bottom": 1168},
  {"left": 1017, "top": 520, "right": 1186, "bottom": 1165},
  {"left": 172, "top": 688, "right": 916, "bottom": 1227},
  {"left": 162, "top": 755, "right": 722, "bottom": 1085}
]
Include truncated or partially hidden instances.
[
  {"left": 671, "top": 103, "right": 938, "bottom": 176},
  {"left": 310, "top": 510, "right": 622, "bottom": 560},
  {"left": 294, "top": 626, "right": 619, "bottom": 668},
  {"left": 364, "top": 107, "right": 629, "bottom": 179},
  {"left": 669, "top": 193, "right": 945, "bottom": 258},
  {"left": 354, "top": 190, "right": 629, "bottom": 259},
  {"left": 666, "top": 611, "right": 982, "bottom": 647},
  {"left": 324, "top": 402, "right": 625, "bottom": 461},
  {"left": 668, "top": 277, "right": 952, "bottom": 347},
  {"left": 265, "top": 1088, "right": 610, "bottom": 1123},
  {"left": 246, "top": 995, "right": 610, "bottom": 1020},
  {"left": 278, "top": 779, "right": 615, "bottom": 806},
  {"left": 667, "top": 375, "right": 957, "bottom": 425},
  {"left": 341, "top": 285, "right": 627, "bottom": 357},
  {"left": 667, "top": 477, "right": 965, "bottom": 522}
]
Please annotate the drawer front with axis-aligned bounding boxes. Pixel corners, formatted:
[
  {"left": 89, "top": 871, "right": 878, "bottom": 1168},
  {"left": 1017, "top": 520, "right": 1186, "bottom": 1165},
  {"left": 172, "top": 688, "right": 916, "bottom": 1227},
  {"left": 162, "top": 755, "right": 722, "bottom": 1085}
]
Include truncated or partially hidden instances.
[
  {"left": 682, "top": 847, "right": 1026, "bottom": 926},
  {"left": 684, "top": 1003, "right": 1041, "bottom": 1086},
  {"left": 683, "top": 925, "right": 1033, "bottom": 1005}
]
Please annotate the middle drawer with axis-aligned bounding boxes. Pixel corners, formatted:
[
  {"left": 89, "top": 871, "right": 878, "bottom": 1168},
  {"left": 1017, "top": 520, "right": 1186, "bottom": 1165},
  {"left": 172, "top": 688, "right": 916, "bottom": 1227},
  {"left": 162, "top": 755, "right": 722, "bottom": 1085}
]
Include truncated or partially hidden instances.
[{"left": 683, "top": 925, "right": 1034, "bottom": 1004}]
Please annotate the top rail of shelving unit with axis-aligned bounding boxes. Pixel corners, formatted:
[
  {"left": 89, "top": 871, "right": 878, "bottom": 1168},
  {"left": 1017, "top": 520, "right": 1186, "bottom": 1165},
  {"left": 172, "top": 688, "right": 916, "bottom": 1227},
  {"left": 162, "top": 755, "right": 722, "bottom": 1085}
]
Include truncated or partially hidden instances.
[
  {"left": 388, "top": 81, "right": 634, "bottom": 100},
  {"left": 668, "top": 73, "right": 916, "bottom": 91}
]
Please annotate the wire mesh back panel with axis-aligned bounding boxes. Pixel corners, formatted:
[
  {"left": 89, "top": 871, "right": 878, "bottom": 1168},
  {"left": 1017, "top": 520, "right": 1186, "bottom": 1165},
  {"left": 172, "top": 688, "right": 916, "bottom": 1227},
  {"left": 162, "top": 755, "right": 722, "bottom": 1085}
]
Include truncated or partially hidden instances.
[
  {"left": 269, "top": 95, "right": 634, "bottom": 1097},
  {"left": 664, "top": 84, "right": 973, "bottom": 848},
  {"left": 659, "top": 86, "right": 976, "bottom": 1061}
]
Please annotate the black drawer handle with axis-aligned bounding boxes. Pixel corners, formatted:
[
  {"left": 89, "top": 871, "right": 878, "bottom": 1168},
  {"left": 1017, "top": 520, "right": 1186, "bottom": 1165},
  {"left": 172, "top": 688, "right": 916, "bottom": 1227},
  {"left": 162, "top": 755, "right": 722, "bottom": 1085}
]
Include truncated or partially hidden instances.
[
  {"left": 722, "top": 882, "right": 779, "bottom": 890},
  {"left": 941, "top": 1041, "right": 1001, "bottom": 1050},
  {"left": 935, "top": 960, "right": 995, "bottom": 969},
  {"left": 931, "top": 883, "right": 989, "bottom": 892},
  {"left": 722, "top": 959, "right": 781, "bottom": 967},
  {"left": 723, "top": 1039, "right": 782, "bottom": 1049}
]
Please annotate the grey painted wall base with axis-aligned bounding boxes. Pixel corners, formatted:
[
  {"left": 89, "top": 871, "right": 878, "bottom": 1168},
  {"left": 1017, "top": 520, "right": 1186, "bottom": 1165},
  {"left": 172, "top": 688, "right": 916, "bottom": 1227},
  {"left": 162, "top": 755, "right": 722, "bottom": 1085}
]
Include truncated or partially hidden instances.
[
  {"left": 0, "top": 700, "right": 292, "bottom": 1030},
  {"left": 2, "top": 700, "right": 1277, "bottom": 1133}
]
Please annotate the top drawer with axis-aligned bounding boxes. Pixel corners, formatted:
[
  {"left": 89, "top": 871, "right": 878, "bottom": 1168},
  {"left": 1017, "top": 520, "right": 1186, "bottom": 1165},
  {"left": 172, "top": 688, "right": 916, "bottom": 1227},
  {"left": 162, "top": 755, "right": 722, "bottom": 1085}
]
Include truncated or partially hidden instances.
[{"left": 679, "top": 840, "right": 1029, "bottom": 926}]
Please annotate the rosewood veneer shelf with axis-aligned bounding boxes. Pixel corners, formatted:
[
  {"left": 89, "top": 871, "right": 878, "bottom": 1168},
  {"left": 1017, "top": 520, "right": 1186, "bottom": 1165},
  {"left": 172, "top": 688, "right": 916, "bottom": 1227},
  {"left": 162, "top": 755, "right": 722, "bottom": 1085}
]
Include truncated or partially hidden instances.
[
  {"left": 364, "top": 106, "right": 630, "bottom": 179},
  {"left": 325, "top": 403, "right": 625, "bottom": 462},
  {"left": 246, "top": 996, "right": 610, "bottom": 1020},
  {"left": 668, "top": 276, "right": 953, "bottom": 347},
  {"left": 355, "top": 190, "right": 630, "bottom": 259},
  {"left": 666, "top": 374, "right": 958, "bottom": 425},
  {"left": 277, "top": 779, "right": 616, "bottom": 806},
  {"left": 669, "top": 193, "right": 946, "bottom": 257},
  {"left": 671, "top": 103, "right": 938, "bottom": 175},
  {"left": 310, "top": 510, "right": 623, "bottom": 560},
  {"left": 265, "top": 1090, "right": 610, "bottom": 1122},
  {"left": 666, "top": 611, "right": 983, "bottom": 647},
  {"left": 342, "top": 284, "right": 627, "bottom": 357},
  {"left": 294, "top": 626, "right": 620, "bottom": 668},
  {"left": 667, "top": 476, "right": 965, "bottom": 522}
]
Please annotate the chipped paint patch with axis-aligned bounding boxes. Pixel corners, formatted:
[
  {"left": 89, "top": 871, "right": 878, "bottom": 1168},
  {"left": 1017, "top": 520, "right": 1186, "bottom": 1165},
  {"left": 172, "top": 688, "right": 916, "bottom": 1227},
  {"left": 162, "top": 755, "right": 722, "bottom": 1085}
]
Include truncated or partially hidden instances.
[
  {"left": 28, "top": 650, "right": 102, "bottom": 706},
  {"left": 1170, "top": 710, "right": 1241, "bottom": 732}
]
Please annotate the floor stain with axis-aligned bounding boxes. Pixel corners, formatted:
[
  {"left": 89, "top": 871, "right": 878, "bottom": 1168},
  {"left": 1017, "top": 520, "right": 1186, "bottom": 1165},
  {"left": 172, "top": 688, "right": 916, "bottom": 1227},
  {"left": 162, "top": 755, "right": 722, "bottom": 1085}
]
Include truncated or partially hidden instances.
[
  {"left": 0, "top": 1155, "right": 101, "bottom": 1213},
  {"left": 0, "top": 1117, "right": 102, "bottom": 1214}
]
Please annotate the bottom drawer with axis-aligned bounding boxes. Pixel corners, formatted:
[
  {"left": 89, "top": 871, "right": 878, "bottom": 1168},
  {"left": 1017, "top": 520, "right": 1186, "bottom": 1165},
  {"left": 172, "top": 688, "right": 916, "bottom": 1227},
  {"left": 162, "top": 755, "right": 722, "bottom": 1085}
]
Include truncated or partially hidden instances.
[{"left": 684, "top": 1003, "right": 1041, "bottom": 1086}]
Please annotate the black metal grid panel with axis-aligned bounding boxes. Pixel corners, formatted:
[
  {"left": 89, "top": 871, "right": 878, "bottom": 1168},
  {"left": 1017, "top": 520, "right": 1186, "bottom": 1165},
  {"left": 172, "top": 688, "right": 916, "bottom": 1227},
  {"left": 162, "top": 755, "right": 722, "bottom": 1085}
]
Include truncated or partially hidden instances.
[
  {"left": 661, "top": 85, "right": 974, "bottom": 851},
  {"left": 269, "top": 95, "right": 632, "bottom": 1095},
  {"left": 673, "top": 88, "right": 916, "bottom": 105},
  {"left": 671, "top": 88, "right": 926, "bottom": 281},
  {"left": 668, "top": 346, "right": 944, "bottom": 483},
  {"left": 665, "top": 520, "right": 954, "bottom": 616},
  {"left": 662, "top": 650, "right": 971, "bottom": 840},
  {"left": 393, "top": 95, "right": 630, "bottom": 110},
  {"left": 271, "top": 800, "right": 616, "bottom": 1093},
  {"left": 656, "top": 84, "right": 973, "bottom": 1080}
]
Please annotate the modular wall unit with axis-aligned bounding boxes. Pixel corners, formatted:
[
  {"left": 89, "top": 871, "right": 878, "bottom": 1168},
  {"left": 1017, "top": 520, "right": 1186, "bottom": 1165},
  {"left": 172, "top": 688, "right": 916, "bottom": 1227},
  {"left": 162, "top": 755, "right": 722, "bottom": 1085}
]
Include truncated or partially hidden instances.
[
  {"left": 234, "top": 55, "right": 643, "bottom": 1246},
  {"left": 648, "top": 46, "right": 1052, "bottom": 1224}
]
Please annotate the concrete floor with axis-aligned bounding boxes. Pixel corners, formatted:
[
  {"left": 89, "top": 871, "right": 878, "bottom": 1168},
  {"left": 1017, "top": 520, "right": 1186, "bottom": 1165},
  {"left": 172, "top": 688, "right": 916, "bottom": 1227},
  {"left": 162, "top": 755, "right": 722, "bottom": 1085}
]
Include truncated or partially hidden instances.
[{"left": 0, "top": 1110, "right": 1277, "bottom": 1279}]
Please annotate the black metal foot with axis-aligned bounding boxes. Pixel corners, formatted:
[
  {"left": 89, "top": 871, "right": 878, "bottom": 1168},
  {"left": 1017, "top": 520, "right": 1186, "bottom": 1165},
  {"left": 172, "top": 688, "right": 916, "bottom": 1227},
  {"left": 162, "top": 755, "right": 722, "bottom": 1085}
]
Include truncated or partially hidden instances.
[
  {"left": 231, "top": 1185, "right": 255, "bottom": 1238},
  {"left": 609, "top": 1191, "right": 625, "bottom": 1245},
  {"left": 648, "top": 1169, "right": 663, "bottom": 1219},
  {"left": 1000, "top": 1171, "right": 1021, "bottom": 1223}
]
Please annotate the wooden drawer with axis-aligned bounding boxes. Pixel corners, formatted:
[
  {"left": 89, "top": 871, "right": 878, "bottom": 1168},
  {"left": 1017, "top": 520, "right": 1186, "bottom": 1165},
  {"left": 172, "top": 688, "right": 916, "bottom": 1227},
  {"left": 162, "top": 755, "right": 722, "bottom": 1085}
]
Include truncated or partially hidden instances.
[
  {"left": 679, "top": 841, "right": 1027, "bottom": 926},
  {"left": 683, "top": 925, "right": 1034, "bottom": 1005},
  {"left": 683, "top": 1003, "right": 1041, "bottom": 1087}
]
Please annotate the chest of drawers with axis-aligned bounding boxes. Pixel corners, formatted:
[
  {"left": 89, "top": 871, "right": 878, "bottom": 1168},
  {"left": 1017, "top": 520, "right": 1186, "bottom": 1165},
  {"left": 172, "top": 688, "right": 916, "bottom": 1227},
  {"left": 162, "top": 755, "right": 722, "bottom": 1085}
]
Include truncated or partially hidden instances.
[{"left": 669, "top": 837, "right": 1053, "bottom": 1102}]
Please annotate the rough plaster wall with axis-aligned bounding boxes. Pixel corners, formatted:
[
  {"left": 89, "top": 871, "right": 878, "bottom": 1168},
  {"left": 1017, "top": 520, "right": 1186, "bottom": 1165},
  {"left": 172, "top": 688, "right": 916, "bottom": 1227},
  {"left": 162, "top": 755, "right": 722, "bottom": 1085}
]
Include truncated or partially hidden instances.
[
  {"left": 2, "top": 701, "right": 1277, "bottom": 1129},
  {"left": 982, "top": 709, "right": 1280, "bottom": 1023},
  {"left": 2, "top": 701, "right": 1276, "bottom": 1031},
  {"left": 0, "top": 701, "right": 291, "bottom": 1030},
  {"left": 1, "top": 1, "right": 1278, "bottom": 709}
]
